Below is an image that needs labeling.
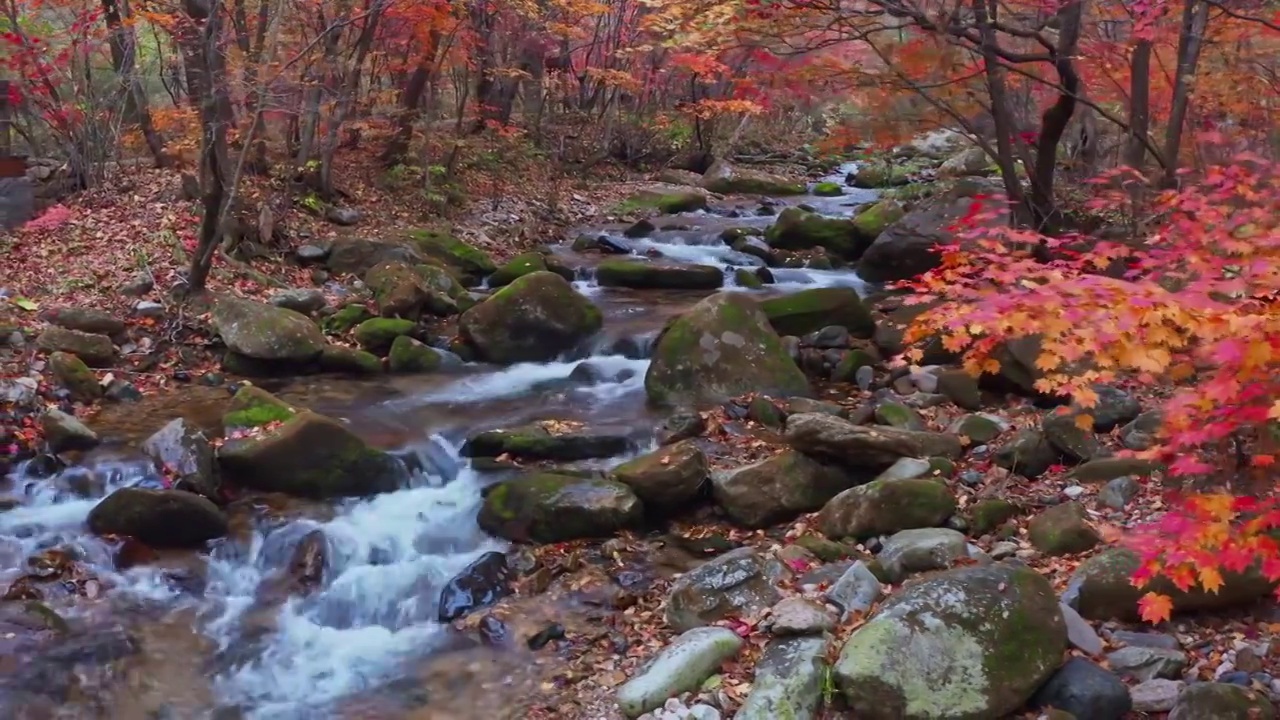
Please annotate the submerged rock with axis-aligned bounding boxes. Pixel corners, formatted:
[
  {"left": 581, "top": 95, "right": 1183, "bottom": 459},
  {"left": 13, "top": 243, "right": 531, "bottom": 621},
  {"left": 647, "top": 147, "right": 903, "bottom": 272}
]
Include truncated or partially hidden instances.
[{"left": 438, "top": 551, "right": 513, "bottom": 622}]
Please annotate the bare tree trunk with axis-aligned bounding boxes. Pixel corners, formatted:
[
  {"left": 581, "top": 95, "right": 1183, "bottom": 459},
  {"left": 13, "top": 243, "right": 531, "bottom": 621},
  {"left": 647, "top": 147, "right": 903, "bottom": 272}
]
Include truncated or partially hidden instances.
[
  {"left": 318, "top": 0, "right": 383, "bottom": 196},
  {"left": 183, "top": 0, "right": 230, "bottom": 294},
  {"left": 1124, "top": 38, "right": 1153, "bottom": 171},
  {"left": 101, "top": 0, "right": 167, "bottom": 165},
  {"left": 972, "top": 0, "right": 1026, "bottom": 209},
  {"left": 1161, "top": 0, "right": 1210, "bottom": 186}
]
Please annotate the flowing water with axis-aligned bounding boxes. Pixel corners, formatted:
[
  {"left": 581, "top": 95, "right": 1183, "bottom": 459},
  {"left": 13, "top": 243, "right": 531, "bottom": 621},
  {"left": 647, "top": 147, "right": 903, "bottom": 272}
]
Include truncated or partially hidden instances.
[{"left": 0, "top": 165, "right": 873, "bottom": 718}]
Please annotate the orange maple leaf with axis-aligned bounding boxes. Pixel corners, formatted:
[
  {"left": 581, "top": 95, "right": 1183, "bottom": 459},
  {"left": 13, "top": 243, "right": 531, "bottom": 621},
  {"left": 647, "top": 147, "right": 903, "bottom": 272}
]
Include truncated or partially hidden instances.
[{"left": 1138, "top": 592, "right": 1174, "bottom": 623}]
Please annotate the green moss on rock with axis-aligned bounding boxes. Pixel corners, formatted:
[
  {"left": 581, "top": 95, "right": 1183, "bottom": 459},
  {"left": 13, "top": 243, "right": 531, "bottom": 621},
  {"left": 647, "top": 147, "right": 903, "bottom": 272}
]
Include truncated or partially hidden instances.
[
  {"left": 967, "top": 498, "right": 1021, "bottom": 536},
  {"left": 406, "top": 228, "right": 496, "bottom": 283},
  {"left": 615, "top": 190, "right": 708, "bottom": 215},
  {"left": 489, "top": 252, "right": 548, "bottom": 288},
  {"left": 733, "top": 268, "right": 765, "bottom": 289},
  {"left": 354, "top": 318, "right": 417, "bottom": 355},
  {"left": 317, "top": 345, "right": 383, "bottom": 375},
  {"left": 462, "top": 424, "right": 631, "bottom": 461},
  {"left": 812, "top": 181, "right": 844, "bottom": 197},
  {"left": 388, "top": 335, "right": 442, "bottom": 373},
  {"left": 765, "top": 208, "right": 866, "bottom": 258},
  {"left": 222, "top": 385, "right": 297, "bottom": 431},
  {"left": 322, "top": 304, "right": 374, "bottom": 334},
  {"left": 458, "top": 271, "right": 603, "bottom": 364},
  {"left": 852, "top": 200, "right": 905, "bottom": 242},
  {"left": 818, "top": 478, "right": 956, "bottom": 539},
  {"left": 477, "top": 472, "right": 643, "bottom": 543},
  {"left": 759, "top": 287, "right": 875, "bottom": 338}
]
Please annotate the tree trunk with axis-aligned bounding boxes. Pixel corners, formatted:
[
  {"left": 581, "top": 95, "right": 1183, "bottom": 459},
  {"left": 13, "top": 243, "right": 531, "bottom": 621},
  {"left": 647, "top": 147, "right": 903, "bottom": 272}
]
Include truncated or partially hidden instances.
[
  {"left": 1124, "top": 38, "right": 1153, "bottom": 171},
  {"left": 182, "top": 0, "right": 232, "bottom": 294},
  {"left": 1161, "top": 0, "right": 1210, "bottom": 186},
  {"left": 101, "top": 0, "right": 167, "bottom": 166}
]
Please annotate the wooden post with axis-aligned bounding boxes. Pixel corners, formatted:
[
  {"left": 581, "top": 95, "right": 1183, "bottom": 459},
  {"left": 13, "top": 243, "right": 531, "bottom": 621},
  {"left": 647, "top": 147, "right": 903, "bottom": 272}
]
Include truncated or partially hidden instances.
[{"left": 0, "top": 79, "right": 11, "bottom": 157}]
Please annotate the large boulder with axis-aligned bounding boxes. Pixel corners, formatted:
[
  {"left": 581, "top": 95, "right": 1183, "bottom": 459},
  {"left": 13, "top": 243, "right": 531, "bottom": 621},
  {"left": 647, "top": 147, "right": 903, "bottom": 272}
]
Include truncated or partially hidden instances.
[
  {"left": 711, "top": 450, "right": 865, "bottom": 528},
  {"left": 852, "top": 200, "right": 905, "bottom": 243},
  {"left": 325, "top": 237, "right": 421, "bottom": 275},
  {"left": 86, "top": 488, "right": 228, "bottom": 548},
  {"left": 665, "top": 547, "right": 783, "bottom": 632},
  {"left": 141, "top": 418, "right": 220, "bottom": 500},
  {"left": 610, "top": 440, "right": 708, "bottom": 510},
  {"left": 477, "top": 473, "right": 643, "bottom": 543},
  {"left": 818, "top": 478, "right": 956, "bottom": 539},
  {"left": 786, "top": 412, "right": 963, "bottom": 472},
  {"left": 595, "top": 260, "right": 724, "bottom": 290},
  {"left": 458, "top": 271, "right": 603, "bottom": 364},
  {"left": 36, "top": 326, "right": 117, "bottom": 367},
  {"left": 406, "top": 228, "right": 496, "bottom": 284},
  {"left": 701, "top": 159, "right": 806, "bottom": 196},
  {"left": 764, "top": 208, "right": 865, "bottom": 258},
  {"left": 217, "top": 410, "right": 403, "bottom": 498},
  {"left": 857, "top": 180, "right": 1010, "bottom": 282},
  {"left": 832, "top": 562, "right": 1067, "bottom": 719},
  {"left": 645, "top": 292, "right": 810, "bottom": 408},
  {"left": 760, "top": 287, "right": 875, "bottom": 338},
  {"left": 363, "top": 261, "right": 457, "bottom": 318},
  {"left": 211, "top": 296, "right": 325, "bottom": 364}
]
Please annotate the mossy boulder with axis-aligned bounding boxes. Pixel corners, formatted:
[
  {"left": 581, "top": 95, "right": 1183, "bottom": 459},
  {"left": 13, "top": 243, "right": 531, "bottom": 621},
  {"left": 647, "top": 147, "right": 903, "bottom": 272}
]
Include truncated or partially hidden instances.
[
  {"left": 354, "top": 318, "right": 417, "bottom": 355},
  {"left": 812, "top": 181, "right": 844, "bottom": 197},
  {"left": 733, "top": 268, "right": 765, "bottom": 289},
  {"left": 221, "top": 385, "right": 297, "bottom": 431},
  {"left": 36, "top": 326, "right": 118, "bottom": 367},
  {"left": 596, "top": 260, "right": 724, "bottom": 290},
  {"left": 764, "top": 208, "right": 866, "bottom": 258},
  {"left": 318, "top": 345, "right": 383, "bottom": 375},
  {"left": 86, "top": 488, "right": 228, "bottom": 548},
  {"left": 610, "top": 440, "right": 708, "bottom": 509},
  {"left": 217, "top": 410, "right": 403, "bottom": 498},
  {"left": 462, "top": 423, "right": 632, "bottom": 461},
  {"left": 414, "top": 262, "right": 469, "bottom": 298},
  {"left": 993, "top": 429, "right": 1061, "bottom": 479},
  {"left": 388, "top": 335, "right": 443, "bottom": 373},
  {"left": 645, "top": 292, "right": 811, "bottom": 408},
  {"left": 850, "top": 163, "right": 913, "bottom": 189},
  {"left": 1169, "top": 683, "right": 1275, "bottom": 720},
  {"left": 48, "top": 351, "right": 101, "bottom": 402},
  {"left": 1063, "top": 547, "right": 1277, "bottom": 621},
  {"left": 211, "top": 296, "right": 325, "bottom": 364},
  {"left": 477, "top": 473, "right": 643, "bottom": 543},
  {"left": 874, "top": 401, "right": 926, "bottom": 431},
  {"left": 702, "top": 159, "right": 807, "bottom": 196},
  {"left": 615, "top": 189, "right": 708, "bottom": 215},
  {"left": 760, "top": 287, "right": 875, "bottom": 338},
  {"left": 489, "top": 252, "right": 549, "bottom": 288},
  {"left": 818, "top": 477, "right": 957, "bottom": 539},
  {"left": 1068, "top": 457, "right": 1159, "bottom": 483},
  {"left": 459, "top": 271, "right": 603, "bottom": 364},
  {"left": 1028, "top": 502, "right": 1100, "bottom": 556},
  {"left": 786, "top": 412, "right": 963, "bottom": 472},
  {"left": 852, "top": 200, "right": 905, "bottom": 242},
  {"left": 967, "top": 498, "right": 1021, "bottom": 536},
  {"left": 363, "top": 261, "right": 457, "bottom": 318},
  {"left": 833, "top": 563, "right": 1066, "bottom": 720},
  {"left": 712, "top": 450, "right": 866, "bottom": 528},
  {"left": 321, "top": 304, "right": 374, "bottom": 334},
  {"left": 325, "top": 236, "right": 421, "bottom": 276},
  {"left": 406, "top": 228, "right": 496, "bottom": 284}
]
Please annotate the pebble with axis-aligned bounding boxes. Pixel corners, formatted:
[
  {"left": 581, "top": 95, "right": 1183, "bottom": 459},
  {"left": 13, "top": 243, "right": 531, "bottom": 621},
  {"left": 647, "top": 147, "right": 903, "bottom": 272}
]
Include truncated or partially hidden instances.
[
  {"left": 1062, "top": 485, "right": 1086, "bottom": 499},
  {"left": 133, "top": 300, "right": 165, "bottom": 318},
  {"left": 1060, "top": 603, "right": 1104, "bottom": 655},
  {"left": 766, "top": 597, "right": 835, "bottom": 636},
  {"left": 854, "top": 366, "right": 873, "bottom": 392},
  {"left": 990, "top": 541, "right": 1018, "bottom": 560},
  {"left": 1129, "top": 679, "right": 1183, "bottom": 712}
]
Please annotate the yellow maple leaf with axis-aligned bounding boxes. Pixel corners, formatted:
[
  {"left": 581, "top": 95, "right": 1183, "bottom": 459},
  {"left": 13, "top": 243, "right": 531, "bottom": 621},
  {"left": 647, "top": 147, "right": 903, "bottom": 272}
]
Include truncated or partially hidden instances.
[
  {"left": 1074, "top": 413, "right": 1095, "bottom": 431},
  {"left": 1198, "top": 566, "right": 1225, "bottom": 594}
]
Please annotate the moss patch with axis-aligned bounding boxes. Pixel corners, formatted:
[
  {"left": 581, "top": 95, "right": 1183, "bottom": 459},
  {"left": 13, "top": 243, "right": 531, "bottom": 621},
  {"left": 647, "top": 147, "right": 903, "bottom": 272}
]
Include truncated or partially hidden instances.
[
  {"left": 406, "top": 228, "right": 496, "bottom": 282},
  {"left": 759, "top": 287, "right": 875, "bottom": 338},
  {"left": 614, "top": 190, "right": 708, "bottom": 215},
  {"left": 813, "top": 181, "right": 844, "bottom": 197},
  {"left": 489, "top": 252, "right": 547, "bottom": 288},
  {"left": 388, "top": 335, "right": 442, "bottom": 373},
  {"left": 322, "top": 304, "right": 374, "bottom": 334},
  {"left": 765, "top": 208, "right": 865, "bottom": 258},
  {"left": 222, "top": 385, "right": 296, "bottom": 430}
]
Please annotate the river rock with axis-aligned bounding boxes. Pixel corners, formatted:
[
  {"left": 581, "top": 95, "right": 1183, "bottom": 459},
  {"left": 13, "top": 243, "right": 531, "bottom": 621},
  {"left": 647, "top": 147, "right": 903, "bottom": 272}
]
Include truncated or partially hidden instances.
[
  {"left": 934, "top": 369, "right": 983, "bottom": 410},
  {"left": 1060, "top": 602, "right": 1104, "bottom": 655},
  {"left": 1068, "top": 456, "right": 1157, "bottom": 483},
  {"left": 947, "top": 414, "right": 1003, "bottom": 443},
  {"left": 221, "top": 384, "right": 295, "bottom": 430},
  {"left": 87, "top": 488, "right": 228, "bottom": 548},
  {"left": 325, "top": 236, "right": 422, "bottom": 276},
  {"left": 610, "top": 440, "right": 708, "bottom": 509},
  {"left": 459, "top": 271, "right": 602, "bottom": 364},
  {"left": 1121, "top": 410, "right": 1163, "bottom": 451},
  {"left": 735, "top": 636, "right": 827, "bottom": 720},
  {"left": 993, "top": 429, "right": 1060, "bottom": 478},
  {"left": 438, "top": 551, "right": 513, "bottom": 622},
  {"left": 764, "top": 208, "right": 866, "bottom": 258},
  {"left": 711, "top": 450, "right": 864, "bottom": 528},
  {"left": 1131, "top": 679, "right": 1184, "bottom": 712},
  {"left": 787, "top": 413, "right": 962, "bottom": 471},
  {"left": 407, "top": 228, "right": 497, "bottom": 284},
  {"left": 759, "top": 287, "right": 875, "bottom": 338},
  {"left": 876, "top": 528, "right": 970, "bottom": 583},
  {"left": 818, "top": 478, "right": 956, "bottom": 539},
  {"left": 40, "top": 409, "right": 99, "bottom": 453},
  {"left": 269, "top": 288, "right": 327, "bottom": 315},
  {"left": 1041, "top": 411, "right": 1107, "bottom": 463},
  {"left": 1168, "top": 682, "right": 1275, "bottom": 720},
  {"left": 645, "top": 292, "right": 810, "bottom": 408},
  {"left": 615, "top": 626, "right": 744, "bottom": 719},
  {"left": 1028, "top": 502, "right": 1101, "bottom": 555},
  {"left": 387, "top": 336, "right": 443, "bottom": 373},
  {"left": 767, "top": 596, "right": 835, "bottom": 636},
  {"left": 1030, "top": 657, "right": 1132, "bottom": 720},
  {"left": 477, "top": 473, "right": 642, "bottom": 543},
  {"left": 852, "top": 200, "right": 905, "bottom": 242},
  {"left": 211, "top": 295, "right": 326, "bottom": 364},
  {"left": 141, "top": 418, "right": 220, "bottom": 500},
  {"left": 874, "top": 400, "right": 926, "bottom": 431},
  {"left": 318, "top": 345, "right": 383, "bottom": 375},
  {"left": 701, "top": 159, "right": 806, "bottom": 196},
  {"left": 217, "top": 410, "right": 403, "bottom": 498},
  {"left": 1062, "top": 547, "right": 1276, "bottom": 621},
  {"left": 856, "top": 179, "right": 1009, "bottom": 282},
  {"left": 825, "top": 560, "right": 884, "bottom": 616},
  {"left": 596, "top": 260, "right": 724, "bottom": 290},
  {"left": 364, "top": 261, "right": 457, "bottom": 318},
  {"left": 1107, "top": 645, "right": 1187, "bottom": 681},
  {"left": 489, "top": 252, "right": 551, "bottom": 288},
  {"left": 41, "top": 306, "right": 126, "bottom": 337},
  {"left": 966, "top": 498, "right": 1020, "bottom": 535},
  {"left": 47, "top": 351, "right": 101, "bottom": 402},
  {"left": 832, "top": 562, "right": 1066, "bottom": 719},
  {"left": 462, "top": 424, "right": 632, "bottom": 462},
  {"left": 665, "top": 547, "right": 783, "bottom": 632},
  {"left": 36, "top": 326, "right": 117, "bottom": 367},
  {"left": 873, "top": 456, "right": 933, "bottom": 482}
]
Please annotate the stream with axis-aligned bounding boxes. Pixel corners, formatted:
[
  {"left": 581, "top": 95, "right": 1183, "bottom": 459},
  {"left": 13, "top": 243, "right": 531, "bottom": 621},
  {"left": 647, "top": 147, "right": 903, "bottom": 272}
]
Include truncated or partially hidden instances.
[{"left": 0, "top": 164, "right": 875, "bottom": 719}]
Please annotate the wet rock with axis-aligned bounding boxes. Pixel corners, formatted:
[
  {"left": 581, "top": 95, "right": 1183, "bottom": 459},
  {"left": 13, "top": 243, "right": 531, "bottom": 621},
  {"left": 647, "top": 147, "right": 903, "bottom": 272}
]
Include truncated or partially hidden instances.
[
  {"left": 615, "top": 626, "right": 744, "bottom": 719},
  {"left": 596, "top": 260, "right": 724, "bottom": 290},
  {"left": 611, "top": 440, "right": 707, "bottom": 510},
  {"left": 87, "top": 488, "right": 229, "bottom": 548},
  {"left": 354, "top": 317, "right": 416, "bottom": 355},
  {"left": 40, "top": 409, "right": 99, "bottom": 453},
  {"left": 47, "top": 350, "right": 101, "bottom": 402},
  {"left": 388, "top": 335, "right": 443, "bottom": 373},
  {"left": 760, "top": 287, "right": 874, "bottom": 338},
  {"left": 876, "top": 527, "right": 970, "bottom": 582},
  {"left": 1130, "top": 679, "right": 1183, "bottom": 712},
  {"left": 766, "top": 596, "right": 834, "bottom": 636},
  {"left": 1028, "top": 502, "right": 1101, "bottom": 556},
  {"left": 735, "top": 636, "right": 827, "bottom": 720},
  {"left": 993, "top": 429, "right": 1060, "bottom": 478},
  {"left": 463, "top": 424, "right": 632, "bottom": 462},
  {"left": 1030, "top": 657, "right": 1132, "bottom": 720},
  {"left": 665, "top": 547, "right": 782, "bottom": 632},
  {"left": 1062, "top": 547, "right": 1275, "bottom": 621},
  {"left": 141, "top": 418, "right": 220, "bottom": 500},
  {"left": 832, "top": 562, "right": 1066, "bottom": 720},
  {"left": 711, "top": 450, "right": 864, "bottom": 528},
  {"left": 764, "top": 207, "right": 867, "bottom": 258},
  {"left": 787, "top": 412, "right": 962, "bottom": 472},
  {"left": 657, "top": 412, "right": 706, "bottom": 445},
  {"left": 218, "top": 409, "right": 403, "bottom": 498},
  {"left": 1107, "top": 645, "right": 1187, "bottom": 681},
  {"left": 211, "top": 295, "right": 325, "bottom": 365},
  {"left": 318, "top": 345, "right": 383, "bottom": 375},
  {"left": 818, "top": 477, "right": 956, "bottom": 539},
  {"left": 1169, "top": 682, "right": 1275, "bottom": 720},
  {"left": 269, "top": 288, "right": 327, "bottom": 315},
  {"left": 438, "top": 551, "right": 513, "bottom": 622},
  {"left": 825, "top": 560, "right": 883, "bottom": 616},
  {"left": 459, "top": 271, "right": 602, "bottom": 364},
  {"left": 646, "top": 292, "right": 810, "bottom": 408},
  {"left": 478, "top": 473, "right": 642, "bottom": 543},
  {"left": 36, "top": 326, "right": 117, "bottom": 367},
  {"left": 1098, "top": 475, "right": 1140, "bottom": 509}
]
